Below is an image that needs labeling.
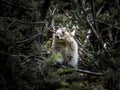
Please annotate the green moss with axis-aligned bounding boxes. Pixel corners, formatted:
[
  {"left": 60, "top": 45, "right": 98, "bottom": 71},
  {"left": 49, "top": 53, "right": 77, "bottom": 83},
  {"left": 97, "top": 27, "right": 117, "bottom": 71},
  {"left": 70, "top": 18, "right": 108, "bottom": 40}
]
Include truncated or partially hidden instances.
[{"left": 48, "top": 53, "right": 62, "bottom": 63}]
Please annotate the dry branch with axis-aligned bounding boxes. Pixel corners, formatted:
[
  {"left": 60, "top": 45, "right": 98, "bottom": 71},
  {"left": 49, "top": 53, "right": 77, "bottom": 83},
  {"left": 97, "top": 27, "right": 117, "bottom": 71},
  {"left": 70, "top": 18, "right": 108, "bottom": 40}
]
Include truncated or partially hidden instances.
[
  {"left": 9, "top": 33, "right": 41, "bottom": 46},
  {"left": 0, "top": 17, "right": 45, "bottom": 25},
  {"left": 0, "top": 0, "right": 35, "bottom": 11},
  {"left": 76, "top": 69, "right": 103, "bottom": 76},
  {"left": 92, "top": 19, "right": 120, "bottom": 30},
  {"left": 80, "top": 0, "right": 106, "bottom": 51},
  {"left": 50, "top": 63, "right": 103, "bottom": 76},
  {"left": 96, "top": 1, "right": 107, "bottom": 16}
]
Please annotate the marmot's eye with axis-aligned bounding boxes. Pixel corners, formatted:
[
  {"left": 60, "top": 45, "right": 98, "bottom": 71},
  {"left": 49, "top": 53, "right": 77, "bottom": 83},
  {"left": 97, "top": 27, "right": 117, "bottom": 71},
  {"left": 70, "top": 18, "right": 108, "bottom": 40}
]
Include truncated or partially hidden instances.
[{"left": 62, "top": 31, "right": 65, "bottom": 35}]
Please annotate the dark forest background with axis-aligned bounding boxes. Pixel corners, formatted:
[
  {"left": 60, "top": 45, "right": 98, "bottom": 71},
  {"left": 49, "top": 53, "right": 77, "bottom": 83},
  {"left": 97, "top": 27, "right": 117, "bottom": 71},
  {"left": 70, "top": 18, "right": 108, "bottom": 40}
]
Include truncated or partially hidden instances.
[{"left": 0, "top": 0, "right": 120, "bottom": 90}]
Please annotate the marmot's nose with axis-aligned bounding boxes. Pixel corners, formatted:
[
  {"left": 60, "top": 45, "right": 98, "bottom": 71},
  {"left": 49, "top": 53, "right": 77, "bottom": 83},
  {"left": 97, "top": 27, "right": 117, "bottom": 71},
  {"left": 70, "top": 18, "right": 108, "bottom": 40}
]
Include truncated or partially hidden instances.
[{"left": 56, "top": 36, "right": 59, "bottom": 39}]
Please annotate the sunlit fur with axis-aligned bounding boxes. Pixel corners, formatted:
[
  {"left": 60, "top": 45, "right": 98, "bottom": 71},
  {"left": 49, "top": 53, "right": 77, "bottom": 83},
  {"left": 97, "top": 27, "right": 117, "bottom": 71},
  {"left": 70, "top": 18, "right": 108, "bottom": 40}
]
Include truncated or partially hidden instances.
[{"left": 54, "top": 27, "right": 78, "bottom": 69}]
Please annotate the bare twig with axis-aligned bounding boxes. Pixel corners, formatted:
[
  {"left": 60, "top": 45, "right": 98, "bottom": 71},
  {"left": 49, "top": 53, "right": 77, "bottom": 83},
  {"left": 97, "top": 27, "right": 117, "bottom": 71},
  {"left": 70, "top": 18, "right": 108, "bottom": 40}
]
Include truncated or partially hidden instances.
[
  {"left": 0, "top": 16, "right": 45, "bottom": 31},
  {"left": 48, "top": 3, "right": 58, "bottom": 29},
  {"left": 96, "top": 1, "right": 107, "bottom": 16},
  {"left": 76, "top": 69, "right": 103, "bottom": 76},
  {"left": 83, "top": 0, "right": 86, "bottom": 5},
  {"left": 91, "top": 0, "right": 105, "bottom": 49},
  {"left": 0, "top": 17, "right": 45, "bottom": 25},
  {"left": 0, "top": 23, "right": 4, "bottom": 31},
  {"left": 0, "top": 0, "right": 36, "bottom": 11},
  {"left": 76, "top": 38, "right": 90, "bottom": 57},
  {"left": 6, "top": 19, "right": 17, "bottom": 30},
  {"left": 92, "top": 19, "right": 120, "bottom": 30},
  {"left": 52, "top": 33, "right": 56, "bottom": 53},
  {"left": 80, "top": 0, "right": 105, "bottom": 50},
  {"left": 80, "top": 0, "right": 99, "bottom": 40},
  {"left": 9, "top": 33, "right": 41, "bottom": 46},
  {"left": 61, "top": 7, "right": 72, "bottom": 19},
  {"left": 48, "top": 4, "right": 58, "bottom": 54}
]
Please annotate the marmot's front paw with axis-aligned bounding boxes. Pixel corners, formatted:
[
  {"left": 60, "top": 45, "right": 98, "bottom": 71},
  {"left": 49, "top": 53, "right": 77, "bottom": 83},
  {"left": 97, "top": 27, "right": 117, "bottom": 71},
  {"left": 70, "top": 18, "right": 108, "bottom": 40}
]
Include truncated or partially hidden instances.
[
  {"left": 56, "top": 62, "right": 63, "bottom": 66},
  {"left": 67, "top": 64, "right": 74, "bottom": 68}
]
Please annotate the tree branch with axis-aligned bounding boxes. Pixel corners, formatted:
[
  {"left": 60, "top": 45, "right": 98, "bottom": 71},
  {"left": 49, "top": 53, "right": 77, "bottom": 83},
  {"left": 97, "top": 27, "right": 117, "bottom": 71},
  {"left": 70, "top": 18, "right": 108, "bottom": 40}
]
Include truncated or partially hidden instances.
[
  {"left": 61, "top": 7, "right": 72, "bottom": 19},
  {"left": 96, "top": 1, "right": 107, "bottom": 16},
  {"left": 80, "top": 0, "right": 99, "bottom": 40},
  {"left": 0, "top": 17, "right": 45, "bottom": 25},
  {"left": 76, "top": 69, "right": 103, "bottom": 76},
  {"left": 9, "top": 33, "right": 41, "bottom": 46},
  {"left": 80, "top": 0, "right": 105, "bottom": 50},
  {"left": 92, "top": 19, "right": 120, "bottom": 30},
  {"left": 49, "top": 63, "right": 103, "bottom": 76},
  {"left": 0, "top": 0, "right": 35, "bottom": 11},
  {"left": 40, "top": 0, "right": 52, "bottom": 20}
]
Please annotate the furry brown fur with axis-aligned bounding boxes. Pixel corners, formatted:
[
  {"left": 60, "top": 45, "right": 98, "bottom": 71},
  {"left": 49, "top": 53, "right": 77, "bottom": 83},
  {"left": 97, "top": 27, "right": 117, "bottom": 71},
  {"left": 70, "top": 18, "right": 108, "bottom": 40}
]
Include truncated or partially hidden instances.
[{"left": 54, "top": 27, "right": 78, "bottom": 68}]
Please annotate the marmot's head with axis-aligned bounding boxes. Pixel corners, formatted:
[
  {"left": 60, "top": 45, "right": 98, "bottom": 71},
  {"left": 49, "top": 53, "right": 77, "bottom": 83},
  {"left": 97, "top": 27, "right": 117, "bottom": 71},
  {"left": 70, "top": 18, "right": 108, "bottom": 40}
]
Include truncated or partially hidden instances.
[
  {"left": 55, "top": 26, "right": 76, "bottom": 40},
  {"left": 55, "top": 27, "right": 68, "bottom": 40}
]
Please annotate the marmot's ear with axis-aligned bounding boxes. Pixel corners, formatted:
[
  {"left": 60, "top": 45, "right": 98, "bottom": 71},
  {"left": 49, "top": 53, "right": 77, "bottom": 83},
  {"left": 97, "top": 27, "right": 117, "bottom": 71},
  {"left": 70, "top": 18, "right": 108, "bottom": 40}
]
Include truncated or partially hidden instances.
[
  {"left": 54, "top": 26, "right": 60, "bottom": 31},
  {"left": 71, "top": 25, "right": 79, "bottom": 36},
  {"left": 71, "top": 29, "right": 76, "bottom": 36},
  {"left": 62, "top": 27, "right": 67, "bottom": 31}
]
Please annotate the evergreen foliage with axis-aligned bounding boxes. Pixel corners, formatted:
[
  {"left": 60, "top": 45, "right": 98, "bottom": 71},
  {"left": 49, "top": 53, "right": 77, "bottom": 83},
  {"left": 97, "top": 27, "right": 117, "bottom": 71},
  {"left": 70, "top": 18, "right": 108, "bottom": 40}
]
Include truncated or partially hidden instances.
[{"left": 0, "top": 0, "right": 120, "bottom": 90}]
